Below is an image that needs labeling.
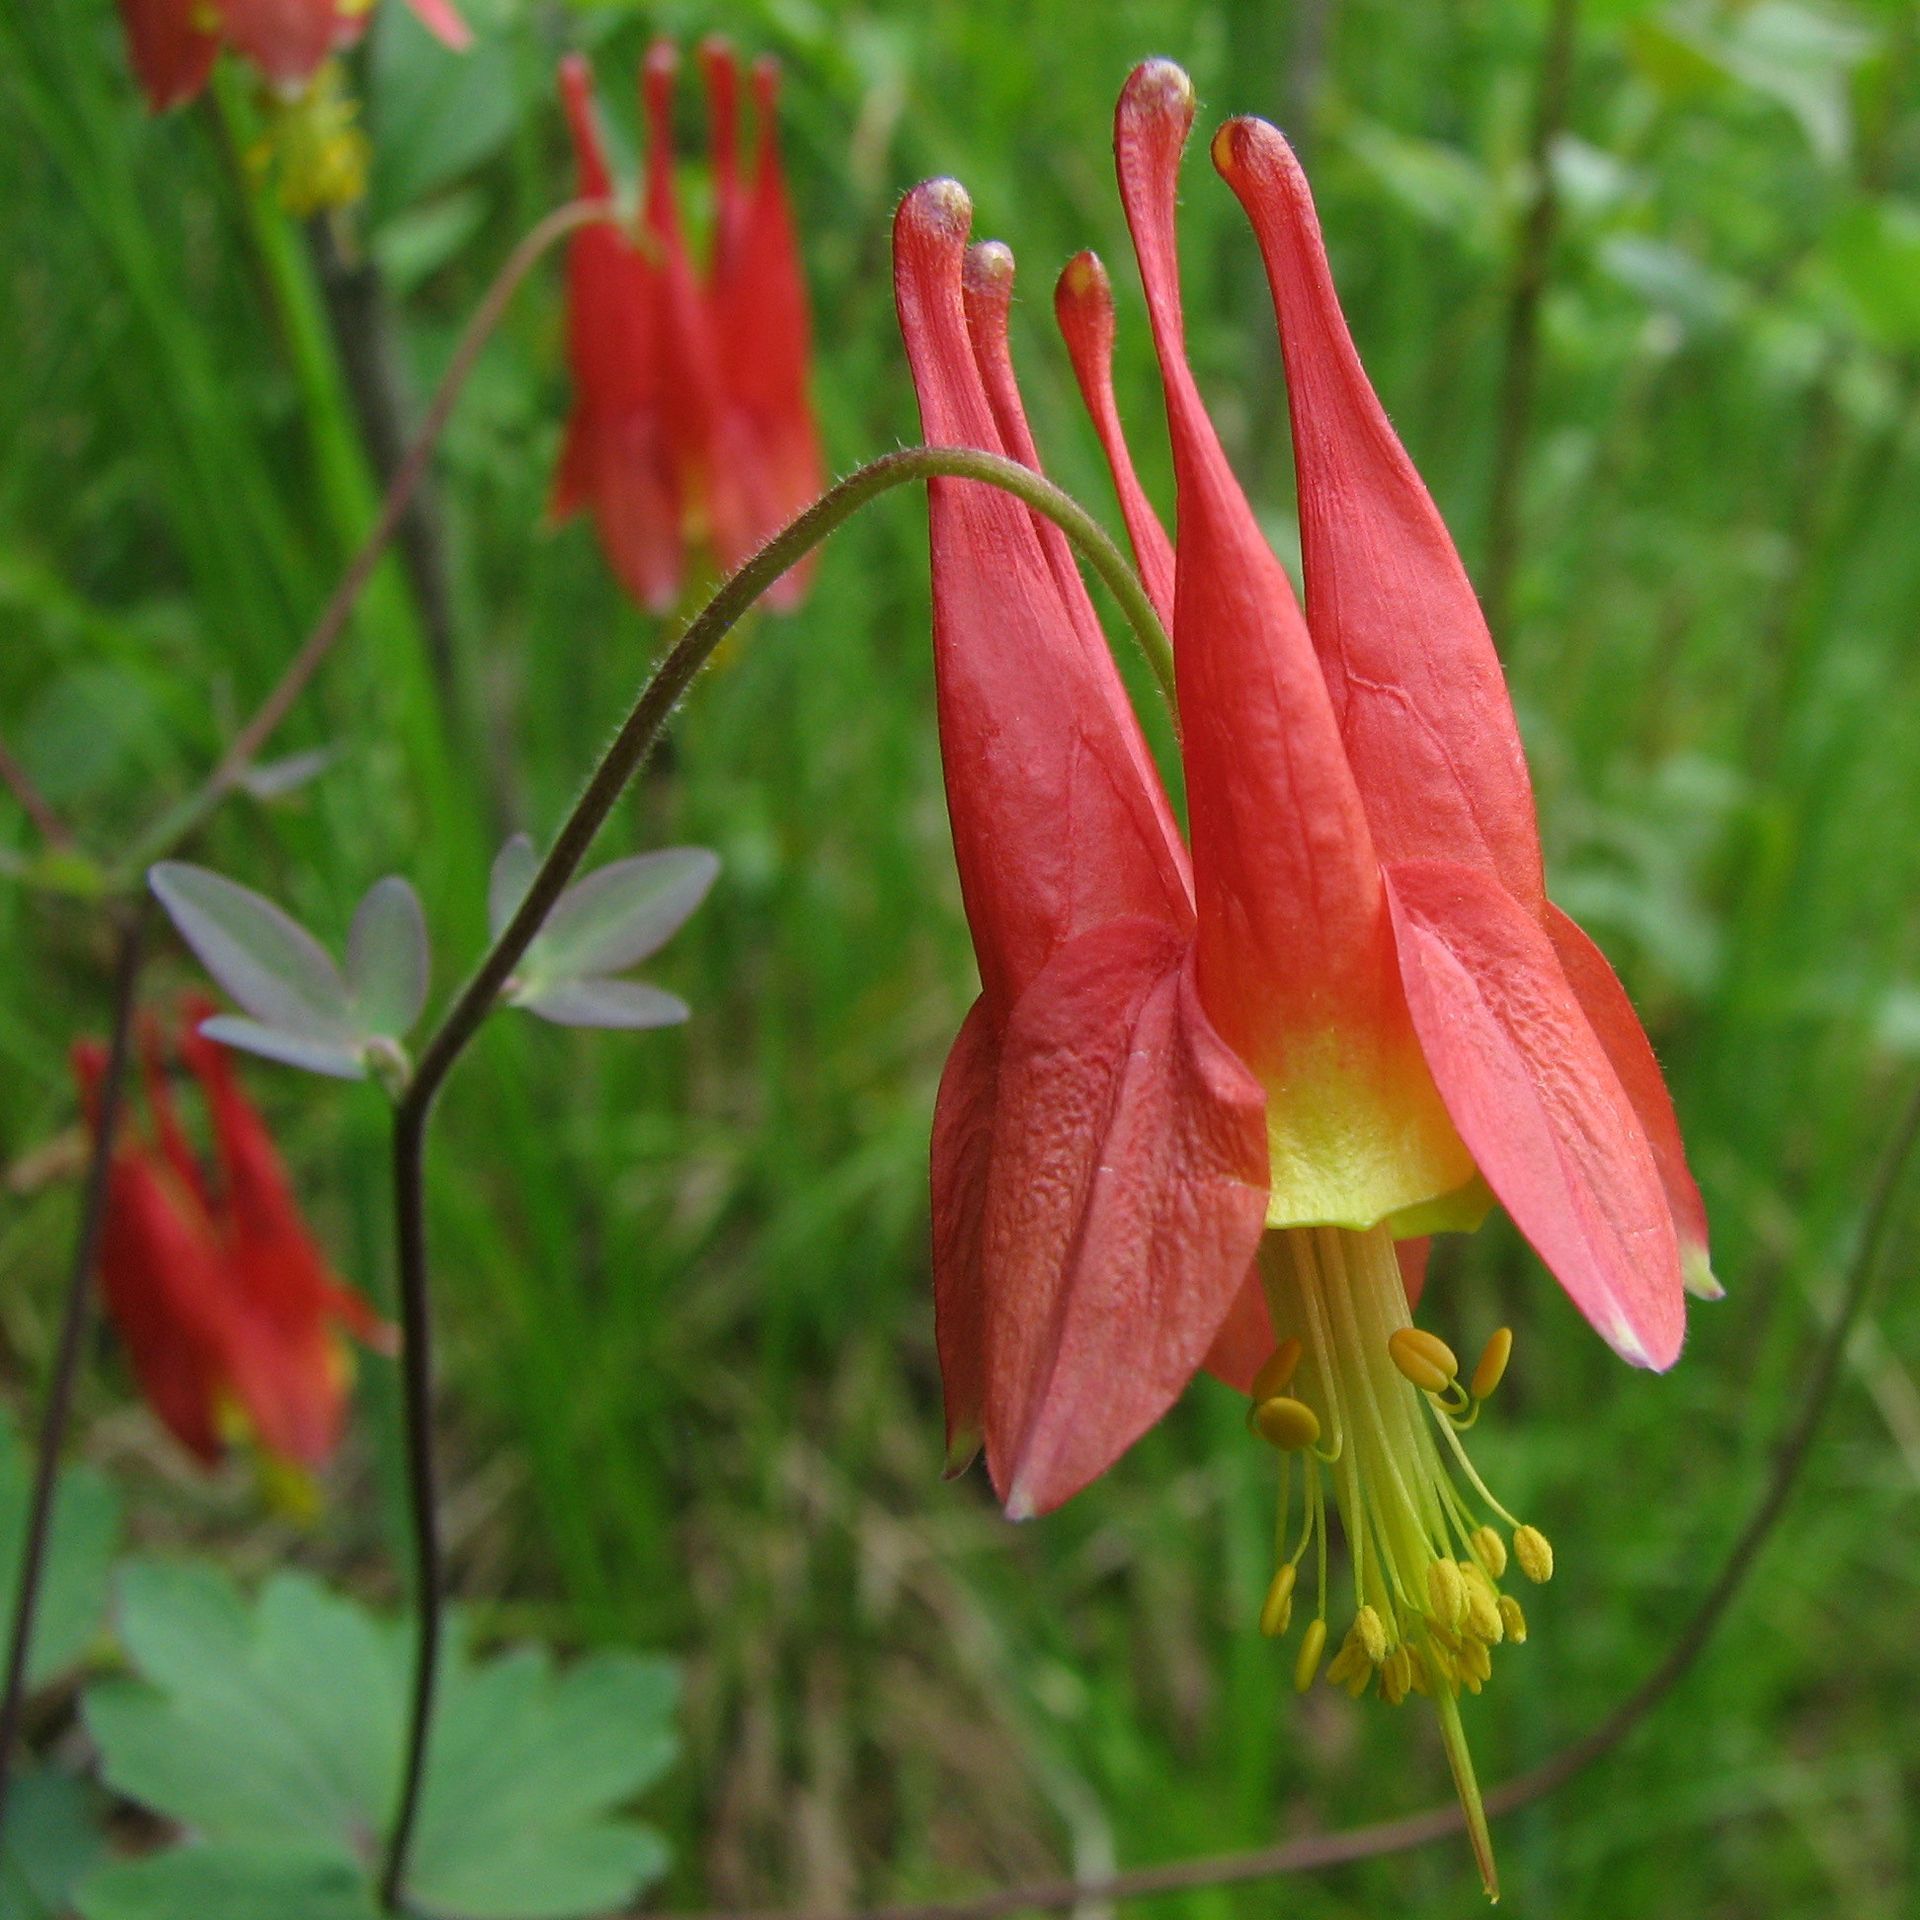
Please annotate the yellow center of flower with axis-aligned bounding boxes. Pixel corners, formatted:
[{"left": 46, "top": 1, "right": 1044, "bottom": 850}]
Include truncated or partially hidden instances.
[
  {"left": 1245, "top": 1223, "right": 1554, "bottom": 1899},
  {"left": 247, "top": 64, "right": 372, "bottom": 217}
]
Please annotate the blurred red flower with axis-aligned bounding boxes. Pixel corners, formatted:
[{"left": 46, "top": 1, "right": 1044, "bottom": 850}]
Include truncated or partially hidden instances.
[
  {"left": 74, "top": 1001, "right": 391, "bottom": 1476},
  {"left": 116, "top": 0, "right": 470, "bottom": 113},
  {"left": 551, "top": 40, "right": 822, "bottom": 613}
]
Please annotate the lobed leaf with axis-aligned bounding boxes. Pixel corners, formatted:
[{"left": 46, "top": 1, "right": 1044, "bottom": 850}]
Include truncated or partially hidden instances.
[
  {"left": 527, "top": 848, "right": 719, "bottom": 981},
  {"left": 345, "top": 876, "right": 430, "bottom": 1039},
  {"left": 148, "top": 865, "right": 354, "bottom": 1045},
  {"left": 512, "top": 979, "right": 691, "bottom": 1031},
  {"left": 83, "top": 1563, "right": 678, "bottom": 1920}
]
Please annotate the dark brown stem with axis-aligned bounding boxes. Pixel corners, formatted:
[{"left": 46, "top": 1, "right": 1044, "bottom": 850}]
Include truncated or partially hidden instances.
[
  {"left": 373, "top": 444, "right": 1171, "bottom": 1912},
  {"left": 1480, "top": 0, "right": 1581, "bottom": 649},
  {"left": 668, "top": 1075, "right": 1920, "bottom": 1920},
  {"left": 0, "top": 907, "right": 148, "bottom": 1844},
  {"left": 307, "top": 216, "right": 462, "bottom": 711},
  {"left": 123, "top": 197, "right": 615, "bottom": 876},
  {"left": 0, "top": 730, "right": 75, "bottom": 854}
]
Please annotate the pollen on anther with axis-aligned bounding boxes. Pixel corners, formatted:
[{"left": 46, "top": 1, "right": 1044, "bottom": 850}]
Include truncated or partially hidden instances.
[
  {"left": 1356, "top": 1605, "right": 1388, "bottom": 1666},
  {"left": 1470, "top": 1524, "right": 1508, "bottom": 1579},
  {"left": 1513, "top": 1525, "right": 1555, "bottom": 1584},
  {"left": 1498, "top": 1595, "right": 1529, "bottom": 1643},
  {"left": 1389, "top": 1326, "right": 1459, "bottom": 1395},
  {"left": 1426, "top": 1556, "right": 1468, "bottom": 1630}
]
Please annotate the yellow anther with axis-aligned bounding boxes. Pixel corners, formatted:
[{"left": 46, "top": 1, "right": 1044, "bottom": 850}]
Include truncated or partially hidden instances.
[
  {"left": 1251, "top": 1394, "right": 1321, "bottom": 1451},
  {"left": 1462, "top": 1637, "right": 1493, "bottom": 1685},
  {"left": 1355, "top": 1605, "right": 1389, "bottom": 1666},
  {"left": 1388, "top": 1326, "right": 1460, "bottom": 1395},
  {"left": 1405, "top": 1644, "right": 1431, "bottom": 1697},
  {"left": 1294, "top": 1617, "right": 1327, "bottom": 1692},
  {"left": 1426, "top": 1556, "right": 1468, "bottom": 1631},
  {"left": 1513, "top": 1524, "right": 1555, "bottom": 1584},
  {"left": 1250, "top": 1337, "right": 1303, "bottom": 1403},
  {"left": 1342, "top": 1661, "right": 1371, "bottom": 1699},
  {"left": 1471, "top": 1326, "right": 1514, "bottom": 1400},
  {"left": 1460, "top": 1566, "right": 1502, "bottom": 1644},
  {"left": 1498, "top": 1595, "right": 1528, "bottom": 1644},
  {"left": 1325, "top": 1634, "right": 1365, "bottom": 1689},
  {"left": 1469, "top": 1524, "right": 1508, "bottom": 1580},
  {"left": 1259, "top": 1564, "right": 1297, "bottom": 1639},
  {"left": 1381, "top": 1645, "right": 1412, "bottom": 1706}
]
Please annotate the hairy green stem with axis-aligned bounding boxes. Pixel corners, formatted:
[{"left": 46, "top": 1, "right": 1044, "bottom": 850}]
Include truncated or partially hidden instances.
[{"left": 374, "top": 442, "right": 1174, "bottom": 1910}]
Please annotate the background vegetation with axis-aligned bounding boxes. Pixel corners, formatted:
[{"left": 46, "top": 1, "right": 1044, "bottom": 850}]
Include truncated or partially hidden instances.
[{"left": 4, "top": 0, "right": 1919, "bottom": 1913}]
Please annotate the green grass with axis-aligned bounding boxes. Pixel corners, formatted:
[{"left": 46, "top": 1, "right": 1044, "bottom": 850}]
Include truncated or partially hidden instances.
[{"left": 5, "top": 1, "right": 1920, "bottom": 1914}]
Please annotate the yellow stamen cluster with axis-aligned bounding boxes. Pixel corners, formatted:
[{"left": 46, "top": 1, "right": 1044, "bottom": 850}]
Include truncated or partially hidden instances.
[
  {"left": 247, "top": 64, "right": 372, "bottom": 217},
  {"left": 1246, "top": 1225, "right": 1556, "bottom": 1894}
]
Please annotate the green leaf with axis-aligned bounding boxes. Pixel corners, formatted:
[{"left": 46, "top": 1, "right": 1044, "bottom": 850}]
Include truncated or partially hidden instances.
[
  {"left": 346, "top": 876, "right": 430, "bottom": 1039},
  {"left": 195, "top": 1018, "right": 370, "bottom": 1081},
  {"left": 487, "top": 832, "right": 538, "bottom": 940},
  {"left": 0, "top": 1423, "right": 119, "bottom": 1690},
  {"left": 0, "top": 1769, "right": 108, "bottom": 1920},
  {"left": 526, "top": 848, "right": 720, "bottom": 982},
  {"left": 148, "top": 864, "right": 356, "bottom": 1048},
  {"left": 77, "top": 1845, "right": 382, "bottom": 1920},
  {"left": 85, "top": 1564, "right": 679, "bottom": 1920},
  {"left": 514, "top": 980, "right": 691, "bottom": 1031},
  {"left": 1819, "top": 199, "right": 1920, "bottom": 349}
]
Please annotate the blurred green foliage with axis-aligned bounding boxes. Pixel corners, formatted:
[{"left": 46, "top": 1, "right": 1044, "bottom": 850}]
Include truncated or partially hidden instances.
[{"left": 3, "top": 0, "right": 1919, "bottom": 1914}]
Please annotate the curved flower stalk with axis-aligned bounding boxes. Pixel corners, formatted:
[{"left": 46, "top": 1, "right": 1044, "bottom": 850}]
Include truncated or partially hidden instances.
[
  {"left": 551, "top": 40, "right": 822, "bottom": 613},
  {"left": 897, "top": 60, "right": 1717, "bottom": 1895},
  {"left": 73, "top": 1001, "right": 390, "bottom": 1494}
]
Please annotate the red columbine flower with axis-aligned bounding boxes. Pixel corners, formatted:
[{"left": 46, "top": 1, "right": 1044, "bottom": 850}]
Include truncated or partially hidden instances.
[
  {"left": 897, "top": 61, "right": 1714, "bottom": 1895},
  {"left": 550, "top": 41, "right": 821, "bottom": 613},
  {"left": 75, "top": 1002, "right": 390, "bottom": 1480},
  {"left": 117, "top": 0, "right": 470, "bottom": 113}
]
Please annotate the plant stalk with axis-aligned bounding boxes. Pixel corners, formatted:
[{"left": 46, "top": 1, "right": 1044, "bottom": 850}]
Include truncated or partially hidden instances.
[
  {"left": 374, "top": 442, "right": 1174, "bottom": 1909},
  {"left": 0, "top": 907, "right": 148, "bottom": 1845}
]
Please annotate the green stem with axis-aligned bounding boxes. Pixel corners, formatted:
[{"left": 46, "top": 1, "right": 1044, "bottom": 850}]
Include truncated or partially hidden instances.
[{"left": 374, "top": 442, "right": 1172, "bottom": 1911}]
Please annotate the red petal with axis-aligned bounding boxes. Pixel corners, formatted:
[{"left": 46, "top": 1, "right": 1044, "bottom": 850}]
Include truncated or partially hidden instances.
[
  {"left": 961, "top": 241, "right": 1108, "bottom": 660},
  {"left": 400, "top": 0, "right": 470, "bottom": 51},
  {"left": 1116, "top": 65, "right": 1383, "bottom": 1073},
  {"left": 708, "top": 54, "right": 822, "bottom": 603},
  {"left": 1054, "top": 250, "right": 1177, "bottom": 627},
  {"left": 216, "top": 0, "right": 339, "bottom": 91},
  {"left": 699, "top": 38, "right": 747, "bottom": 278},
  {"left": 976, "top": 919, "right": 1268, "bottom": 1516},
  {"left": 1201, "top": 1263, "right": 1271, "bottom": 1392},
  {"left": 1384, "top": 858, "right": 1684, "bottom": 1369},
  {"left": 1115, "top": 65, "right": 1469, "bottom": 1227},
  {"left": 893, "top": 178, "right": 1191, "bottom": 1009},
  {"left": 116, "top": 0, "right": 219, "bottom": 111},
  {"left": 930, "top": 996, "right": 999, "bottom": 1476},
  {"left": 1545, "top": 904, "right": 1714, "bottom": 1294},
  {"left": 1214, "top": 119, "right": 1545, "bottom": 912},
  {"left": 1397, "top": 1236, "right": 1431, "bottom": 1308}
]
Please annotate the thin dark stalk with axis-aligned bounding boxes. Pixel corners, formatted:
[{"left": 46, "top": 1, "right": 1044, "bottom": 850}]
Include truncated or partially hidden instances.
[
  {"left": 671, "top": 1077, "right": 1920, "bottom": 1920},
  {"left": 122, "top": 197, "right": 616, "bottom": 878},
  {"left": 0, "top": 908, "right": 148, "bottom": 1843},
  {"left": 308, "top": 214, "right": 461, "bottom": 709},
  {"left": 373, "top": 444, "right": 1174, "bottom": 1910},
  {"left": 0, "top": 732, "right": 74, "bottom": 853},
  {"left": 1481, "top": 0, "right": 1581, "bottom": 648}
]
